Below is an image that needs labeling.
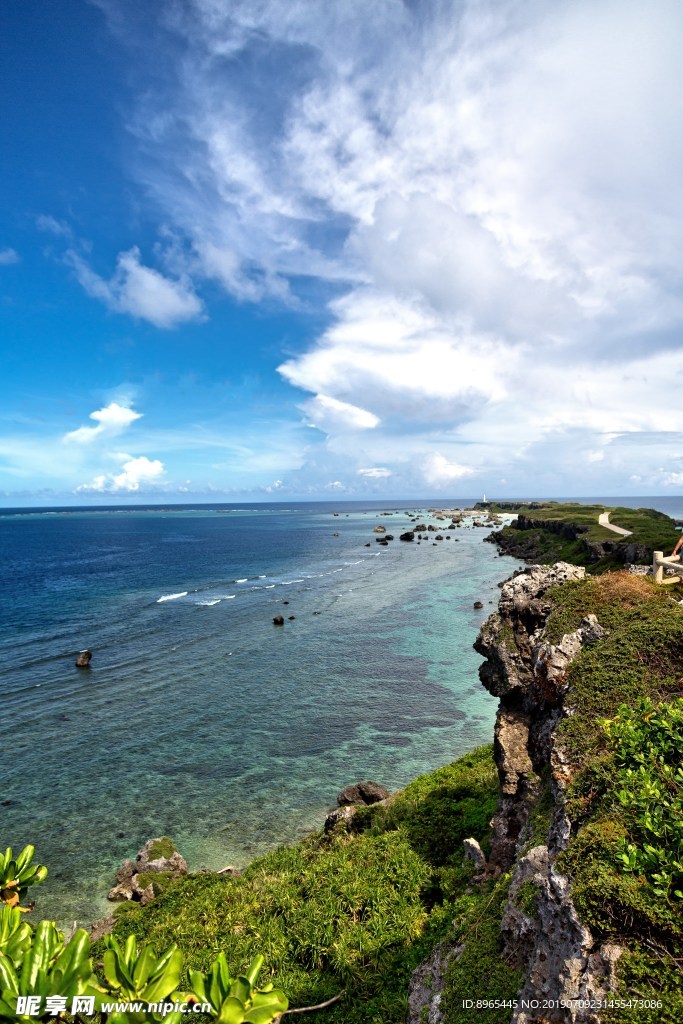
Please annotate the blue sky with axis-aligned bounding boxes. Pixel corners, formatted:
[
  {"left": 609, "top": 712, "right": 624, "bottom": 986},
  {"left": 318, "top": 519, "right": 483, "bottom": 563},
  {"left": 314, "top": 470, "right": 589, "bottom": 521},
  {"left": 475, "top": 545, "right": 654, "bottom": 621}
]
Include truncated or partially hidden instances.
[{"left": 2, "top": 0, "right": 683, "bottom": 504}]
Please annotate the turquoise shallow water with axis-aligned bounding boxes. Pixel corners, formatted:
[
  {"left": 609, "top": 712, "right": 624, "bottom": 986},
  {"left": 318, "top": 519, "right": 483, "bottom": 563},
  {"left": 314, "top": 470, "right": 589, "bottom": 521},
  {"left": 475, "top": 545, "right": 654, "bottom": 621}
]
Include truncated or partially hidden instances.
[{"left": 3, "top": 500, "right": 518, "bottom": 924}]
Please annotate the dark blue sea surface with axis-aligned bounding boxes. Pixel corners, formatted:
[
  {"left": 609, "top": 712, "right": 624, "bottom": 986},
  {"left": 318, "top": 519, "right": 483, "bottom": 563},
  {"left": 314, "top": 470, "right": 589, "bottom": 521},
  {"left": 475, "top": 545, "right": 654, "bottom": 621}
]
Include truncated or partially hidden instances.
[{"left": 1, "top": 495, "right": 680, "bottom": 926}]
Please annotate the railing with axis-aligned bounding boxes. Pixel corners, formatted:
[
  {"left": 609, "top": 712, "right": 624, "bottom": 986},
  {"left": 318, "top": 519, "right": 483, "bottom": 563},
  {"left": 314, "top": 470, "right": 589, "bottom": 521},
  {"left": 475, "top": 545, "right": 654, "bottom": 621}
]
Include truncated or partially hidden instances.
[{"left": 653, "top": 551, "right": 683, "bottom": 584}]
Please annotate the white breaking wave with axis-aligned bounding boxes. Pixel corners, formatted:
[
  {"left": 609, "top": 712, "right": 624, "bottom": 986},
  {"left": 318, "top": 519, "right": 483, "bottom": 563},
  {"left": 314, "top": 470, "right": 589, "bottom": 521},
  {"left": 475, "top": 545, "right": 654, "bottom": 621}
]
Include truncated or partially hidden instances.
[
  {"left": 235, "top": 578, "right": 248, "bottom": 583},
  {"left": 197, "top": 599, "right": 221, "bottom": 606},
  {"left": 157, "top": 591, "right": 188, "bottom": 602}
]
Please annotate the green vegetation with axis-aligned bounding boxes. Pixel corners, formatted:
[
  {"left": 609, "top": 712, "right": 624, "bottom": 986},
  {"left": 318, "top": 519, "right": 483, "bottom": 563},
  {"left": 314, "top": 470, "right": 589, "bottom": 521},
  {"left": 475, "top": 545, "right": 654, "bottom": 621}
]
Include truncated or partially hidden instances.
[
  {"left": 488, "top": 501, "right": 680, "bottom": 569},
  {"left": 0, "top": 847, "right": 286, "bottom": 1024},
  {"left": 603, "top": 698, "right": 683, "bottom": 901},
  {"left": 146, "top": 839, "right": 176, "bottom": 862},
  {"left": 439, "top": 876, "right": 524, "bottom": 1024},
  {"left": 0, "top": 847, "right": 48, "bottom": 910},
  {"left": 542, "top": 572, "right": 683, "bottom": 1020},
  {"left": 107, "top": 745, "right": 511, "bottom": 1023}
]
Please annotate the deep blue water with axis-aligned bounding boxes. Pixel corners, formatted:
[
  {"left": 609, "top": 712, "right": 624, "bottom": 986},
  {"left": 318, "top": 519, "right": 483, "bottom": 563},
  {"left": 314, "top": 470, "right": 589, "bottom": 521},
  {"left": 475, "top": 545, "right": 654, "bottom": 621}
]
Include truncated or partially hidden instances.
[{"left": 1, "top": 496, "right": 680, "bottom": 926}]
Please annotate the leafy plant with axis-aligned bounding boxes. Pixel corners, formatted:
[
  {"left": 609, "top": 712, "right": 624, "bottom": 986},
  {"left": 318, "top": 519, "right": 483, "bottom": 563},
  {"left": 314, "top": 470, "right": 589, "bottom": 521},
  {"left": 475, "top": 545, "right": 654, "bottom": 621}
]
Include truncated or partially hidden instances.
[
  {"left": 602, "top": 697, "right": 683, "bottom": 900},
  {"left": 0, "top": 921, "right": 97, "bottom": 1022},
  {"left": 0, "top": 906, "right": 32, "bottom": 967},
  {"left": 0, "top": 847, "right": 47, "bottom": 909},
  {"left": 187, "top": 953, "right": 287, "bottom": 1024},
  {"left": 102, "top": 934, "right": 184, "bottom": 1021}
]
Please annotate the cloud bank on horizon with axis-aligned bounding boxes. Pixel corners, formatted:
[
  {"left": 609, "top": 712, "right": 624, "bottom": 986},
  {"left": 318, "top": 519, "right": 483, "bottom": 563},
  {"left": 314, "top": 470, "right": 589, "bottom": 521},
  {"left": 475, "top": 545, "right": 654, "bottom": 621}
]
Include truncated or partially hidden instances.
[{"left": 2, "top": 0, "right": 683, "bottom": 500}]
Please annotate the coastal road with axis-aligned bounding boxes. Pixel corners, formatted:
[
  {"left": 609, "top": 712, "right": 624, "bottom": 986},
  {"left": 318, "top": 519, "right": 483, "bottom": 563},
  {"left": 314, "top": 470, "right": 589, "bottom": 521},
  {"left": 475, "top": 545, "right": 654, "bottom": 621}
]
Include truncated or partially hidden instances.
[{"left": 598, "top": 511, "right": 633, "bottom": 537}]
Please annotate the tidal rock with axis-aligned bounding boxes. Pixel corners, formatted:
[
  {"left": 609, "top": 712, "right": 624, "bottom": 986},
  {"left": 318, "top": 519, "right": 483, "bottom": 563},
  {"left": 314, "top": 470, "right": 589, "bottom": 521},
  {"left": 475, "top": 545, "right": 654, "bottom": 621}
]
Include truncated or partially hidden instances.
[
  {"left": 75, "top": 650, "right": 92, "bottom": 668},
  {"left": 473, "top": 600, "right": 483, "bottom": 609},
  {"left": 135, "top": 836, "right": 187, "bottom": 876},
  {"left": 373, "top": 524, "right": 387, "bottom": 533},
  {"left": 337, "top": 780, "right": 390, "bottom": 806},
  {"left": 273, "top": 615, "right": 285, "bottom": 625},
  {"left": 108, "top": 837, "right": 187, "bottom": 905},
  {"left": 400, "top": 531, "right": 415, "bottom": 542},
  {"left": 288, "top": 615, "right": 296, "bottom": 620}
]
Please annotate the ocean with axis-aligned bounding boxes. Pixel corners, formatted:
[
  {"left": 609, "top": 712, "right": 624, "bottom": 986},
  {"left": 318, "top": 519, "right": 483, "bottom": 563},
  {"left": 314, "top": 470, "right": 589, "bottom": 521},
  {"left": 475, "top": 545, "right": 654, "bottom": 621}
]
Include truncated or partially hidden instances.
[{"left": 1, "top": 496, "right": 681, "bottom": 926}]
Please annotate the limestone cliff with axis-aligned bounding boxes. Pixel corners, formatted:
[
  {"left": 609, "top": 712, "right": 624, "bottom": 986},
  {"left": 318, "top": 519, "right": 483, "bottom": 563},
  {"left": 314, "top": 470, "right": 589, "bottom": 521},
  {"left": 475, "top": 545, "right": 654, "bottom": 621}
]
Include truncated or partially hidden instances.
[{"left": 409, "top": 564, "right": 622, "bottom": 1024}]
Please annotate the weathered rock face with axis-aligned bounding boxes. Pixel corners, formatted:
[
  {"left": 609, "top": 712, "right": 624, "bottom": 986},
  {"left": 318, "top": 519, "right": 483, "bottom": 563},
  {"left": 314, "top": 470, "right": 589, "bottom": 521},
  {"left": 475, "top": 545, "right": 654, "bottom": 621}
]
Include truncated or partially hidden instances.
[
  {"left": 501, "top": 846, "right": 622, "bottom": 1024},
  {"left": 475, "top": 563, "right": 603, "bottom": 869},
  {"left": 476, "top": 563, "right": 616, "bottom": 1022},
  {"left": 75, "top": 650, "right": 92, "bottom": 668},
  {"left": 407, "top": 942, "right": 458, "bottom": 1024}
]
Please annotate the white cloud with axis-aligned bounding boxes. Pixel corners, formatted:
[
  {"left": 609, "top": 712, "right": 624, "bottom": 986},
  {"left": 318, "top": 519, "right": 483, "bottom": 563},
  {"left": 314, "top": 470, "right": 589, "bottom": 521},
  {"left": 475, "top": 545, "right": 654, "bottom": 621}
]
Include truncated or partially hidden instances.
[
  {"left": 77, "top": 454, "right": 165, "bottom": 492},
  {"left": 66, "top": 247, "right": 204, "bottom": 328},
  {"left": 423, "top": 454, "right": 475, "bottom": 487},
  {"left": 64, "top": 402, "right": 142, "bottom": 444},
  {"left": 0, "top": 248, "right": 19, "bottom": 265},
  {"left": 82, "top": 0, "right": 683, "bottom": 493},
  {"left": 358, "top": 467, "right": 392, "bottom": 478},
  {"left": 301, "top": 394, "right": 380, "bottom": 432}
]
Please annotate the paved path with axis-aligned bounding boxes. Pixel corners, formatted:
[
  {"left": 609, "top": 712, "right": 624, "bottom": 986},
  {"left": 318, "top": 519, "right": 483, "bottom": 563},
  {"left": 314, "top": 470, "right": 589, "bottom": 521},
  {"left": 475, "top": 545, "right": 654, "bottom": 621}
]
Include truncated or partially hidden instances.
[{"left": 598, "top": 511, "right": 633, "bottom": 537}]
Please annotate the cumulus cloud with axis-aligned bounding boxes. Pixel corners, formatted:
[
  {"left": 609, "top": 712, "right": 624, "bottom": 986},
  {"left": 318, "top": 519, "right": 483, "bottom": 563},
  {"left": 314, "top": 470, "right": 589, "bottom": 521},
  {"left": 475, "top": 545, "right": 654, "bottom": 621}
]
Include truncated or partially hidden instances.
[
  {"left": 89, "top": 0, "right": 683, "bottom": 491},
  {"left": 0, "top": 248, "right": 19, "bottom": 265},
  {"left": 77, "top": 454, "right": 165, "bottom": 492},
  {"left": 64, "top": 402, "right": 142, "bottom": 444},
  {"left": 423, "top": 454, "right": 475, "bottom": 487},
  {"left": 66, "top": 247, "right": 204, "bottom": 328}
]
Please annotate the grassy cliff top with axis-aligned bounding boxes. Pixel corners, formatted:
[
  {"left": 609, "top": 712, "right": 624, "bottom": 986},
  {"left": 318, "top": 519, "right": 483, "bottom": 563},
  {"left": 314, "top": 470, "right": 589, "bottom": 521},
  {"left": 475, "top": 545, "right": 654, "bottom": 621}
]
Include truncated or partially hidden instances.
[{"left": 482, "top": 501, "right": 679, "bottom": 548}]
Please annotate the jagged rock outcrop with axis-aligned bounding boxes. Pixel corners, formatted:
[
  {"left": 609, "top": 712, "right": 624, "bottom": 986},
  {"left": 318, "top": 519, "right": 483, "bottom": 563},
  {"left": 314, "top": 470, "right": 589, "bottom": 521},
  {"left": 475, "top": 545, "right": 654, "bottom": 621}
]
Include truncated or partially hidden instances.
[
  {"left": 409, "top": 563, "right": 619, "bottom": 1024},
  {"left": 501, "top": 846, "right": 622, "bottom": 1024},
  {"left": 407, "top": 942, "right": 458, "bottom": 1024},
  {"left": 479, "top": 563, "right": 615, "bottom": 1022},
  {"left": 475, "top": 563, "right": 606, "bottom": 869}
]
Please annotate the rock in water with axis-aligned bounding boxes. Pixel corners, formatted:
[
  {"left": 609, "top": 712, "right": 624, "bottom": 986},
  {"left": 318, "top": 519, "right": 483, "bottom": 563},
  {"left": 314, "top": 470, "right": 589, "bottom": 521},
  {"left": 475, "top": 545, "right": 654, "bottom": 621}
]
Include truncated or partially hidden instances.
[
  {"left": 135, "top": 836, "right": 188, "bottom": 876},
  {"left": 273, "top": 615, "right": 285, "bottom": 625},
  {"left": 108, "top": 837, "right": 187, "bottom": 905},
  {"left": 337, "top": 780, "right": 390, "bottom": 806},
  {"left": 75, "top": 649, "right": 92, "bottom": 668},
  {"left": 400, "top": 531, "right": 415, "bottom": 542}
]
